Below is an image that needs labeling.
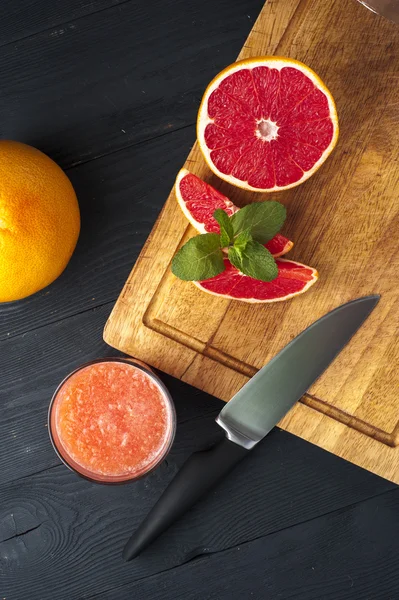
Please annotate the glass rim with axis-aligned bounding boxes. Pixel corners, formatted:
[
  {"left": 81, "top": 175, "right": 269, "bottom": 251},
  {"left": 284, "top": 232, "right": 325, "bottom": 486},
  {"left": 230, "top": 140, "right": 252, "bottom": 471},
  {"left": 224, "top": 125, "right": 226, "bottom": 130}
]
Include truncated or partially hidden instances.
[{"left": 48, "top": 357, "right": 176, "bottom": 485}]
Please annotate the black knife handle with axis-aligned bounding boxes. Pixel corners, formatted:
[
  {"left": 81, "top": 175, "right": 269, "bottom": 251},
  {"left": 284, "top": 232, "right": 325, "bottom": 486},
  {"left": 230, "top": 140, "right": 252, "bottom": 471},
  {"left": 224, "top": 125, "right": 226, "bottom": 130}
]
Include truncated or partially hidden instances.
[{"left": 123, "top": 436, "right": 249, "bottom": 560}]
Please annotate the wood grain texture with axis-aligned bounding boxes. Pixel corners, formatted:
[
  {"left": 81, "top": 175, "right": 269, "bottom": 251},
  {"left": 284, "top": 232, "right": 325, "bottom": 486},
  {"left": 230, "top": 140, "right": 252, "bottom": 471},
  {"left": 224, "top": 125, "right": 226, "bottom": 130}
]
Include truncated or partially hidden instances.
[
  {"left": 88, "top": 490, "right": 399, "bottom": 600},
  {"left": 0, "top": 0, "right": 263, "bottom": 170},
  {"left": 104, "top": 0, "right": 399, "bottom": 483},
  {"left": 0, "top": 0, "right": 125, "bottom": 47}
]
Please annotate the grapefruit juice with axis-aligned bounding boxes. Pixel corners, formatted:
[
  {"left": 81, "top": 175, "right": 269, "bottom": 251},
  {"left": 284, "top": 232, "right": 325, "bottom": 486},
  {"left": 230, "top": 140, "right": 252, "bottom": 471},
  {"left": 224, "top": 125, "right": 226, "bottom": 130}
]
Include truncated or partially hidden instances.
[{"left": 49, "top": 359, "right": 175, "bottom": 483}]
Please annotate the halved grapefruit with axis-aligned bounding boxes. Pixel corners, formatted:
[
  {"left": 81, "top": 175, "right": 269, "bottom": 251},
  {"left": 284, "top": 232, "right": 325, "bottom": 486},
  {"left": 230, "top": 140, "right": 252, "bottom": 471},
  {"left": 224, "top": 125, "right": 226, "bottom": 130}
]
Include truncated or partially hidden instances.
[
  {"left": 197, "top": 57, "right": 339, "bottom": 192},
  {"left": 175, "top": 168, "right": 293, "bottom": 257},
  {"left": 194, "top": 258, "right": 318, "bottom": 303}
]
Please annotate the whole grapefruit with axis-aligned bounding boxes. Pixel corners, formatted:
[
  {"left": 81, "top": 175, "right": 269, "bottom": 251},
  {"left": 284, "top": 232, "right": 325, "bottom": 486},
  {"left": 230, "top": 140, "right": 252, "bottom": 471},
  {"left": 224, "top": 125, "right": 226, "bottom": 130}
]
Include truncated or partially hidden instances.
[{"left": 0, "top": 141, "right": 80, "bottom": 302}]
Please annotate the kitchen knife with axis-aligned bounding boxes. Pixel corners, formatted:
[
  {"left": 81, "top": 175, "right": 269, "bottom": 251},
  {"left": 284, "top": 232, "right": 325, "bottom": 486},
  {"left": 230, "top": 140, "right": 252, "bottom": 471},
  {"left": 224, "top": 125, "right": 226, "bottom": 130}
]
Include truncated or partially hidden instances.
[{"left": 123, "top": 295, "right": 379, "bottom": 560}]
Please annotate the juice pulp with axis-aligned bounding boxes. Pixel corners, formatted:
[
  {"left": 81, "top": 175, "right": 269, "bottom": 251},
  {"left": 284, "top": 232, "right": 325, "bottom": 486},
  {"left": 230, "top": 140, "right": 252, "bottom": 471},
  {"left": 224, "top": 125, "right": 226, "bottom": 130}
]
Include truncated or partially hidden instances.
[{"left": 51, "top": 360, "right": 174, "bottom": 482}]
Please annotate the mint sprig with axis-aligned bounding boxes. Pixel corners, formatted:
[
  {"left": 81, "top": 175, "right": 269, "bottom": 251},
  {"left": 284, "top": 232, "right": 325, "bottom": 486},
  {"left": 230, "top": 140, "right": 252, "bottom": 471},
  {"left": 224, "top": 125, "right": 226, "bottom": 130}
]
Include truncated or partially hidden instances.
[{"left": 172, "top": 200, "right": 286, "bottom": 282}]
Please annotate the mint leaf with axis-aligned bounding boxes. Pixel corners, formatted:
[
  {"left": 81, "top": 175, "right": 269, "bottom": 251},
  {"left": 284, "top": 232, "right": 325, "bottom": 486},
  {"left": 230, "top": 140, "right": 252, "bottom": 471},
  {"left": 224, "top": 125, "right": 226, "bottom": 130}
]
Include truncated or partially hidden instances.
[
  {"left": 171, "top": 233, "right": 225, "bottom": 281},
  {"left": 228, "top": 240, "right": 278, "bottom": 282},
  {"left": 214, "top": 209, "right": 234, "bottom": 239},
  {"left": 231, "top": 201, "right": 286, "bottom": 244},
  {"left": 213, "top": 208, "right": 234, "bottom": 248},
  {"left": 234, "top": 229, "right": 252, "bottom": 251},
  {"left": 219, "top": 229, "right": 231, "bottom": 249}
]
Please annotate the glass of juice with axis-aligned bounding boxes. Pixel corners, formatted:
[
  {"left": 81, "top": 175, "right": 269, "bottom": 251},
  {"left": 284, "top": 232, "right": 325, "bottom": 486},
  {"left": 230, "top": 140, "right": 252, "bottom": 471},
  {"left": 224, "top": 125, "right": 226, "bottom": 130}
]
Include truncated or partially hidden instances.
[{"left": 48, "top": 358, "right": 176, "bottom": 484}]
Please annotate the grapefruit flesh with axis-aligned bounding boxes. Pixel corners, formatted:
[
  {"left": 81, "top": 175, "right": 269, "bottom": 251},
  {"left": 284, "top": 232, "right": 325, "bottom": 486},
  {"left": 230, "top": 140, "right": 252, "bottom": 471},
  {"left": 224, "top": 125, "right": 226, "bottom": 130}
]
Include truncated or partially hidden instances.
[
  {"left": 176, "top": 168, "right": 238, "bottom": 234},
  {"left": 265, "top": 234, "right": 293, "bottom": 258},
  {"left": 176, "top": 169, "right": 293, "bottom": 257},
  {"left": 197, "top": 57, "right": 339, "bottom": 192},
  {"left": 194, "top": 258, "right": 318, "bottom": 303}
]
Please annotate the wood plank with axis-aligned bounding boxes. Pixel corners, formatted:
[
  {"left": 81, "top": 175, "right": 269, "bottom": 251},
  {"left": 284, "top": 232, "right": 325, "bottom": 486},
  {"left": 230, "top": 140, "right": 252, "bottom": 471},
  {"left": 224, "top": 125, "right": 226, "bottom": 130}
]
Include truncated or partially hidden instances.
[
  {"left": 0, "top": 0, "right": 124, "bottom": 47},
  {"left": 104, "top": 0, "right": 399, "bottom": 483},
  {"left": 0, "top": 429, "right": 394, "bottom": 599},
  {"left": 0, "top": 0, "right": 264, "bottom": 169},
  {"left": 88, "top": 490, "right": 399, "bottom": 600}
]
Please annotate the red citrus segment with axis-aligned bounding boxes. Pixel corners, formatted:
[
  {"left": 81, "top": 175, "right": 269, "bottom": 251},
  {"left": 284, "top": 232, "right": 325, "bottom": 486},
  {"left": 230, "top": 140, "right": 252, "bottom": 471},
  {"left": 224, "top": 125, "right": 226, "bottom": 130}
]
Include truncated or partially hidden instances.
[
  {"left": 271, "top": 66, "right": 315, "bottom": 119},
  {"left": 208, "top": 88, "right": 252, "bottom": 123},
  {"left": 252, "top": 66, "right": 280, "bottom": 120},
  {"left": 194, "top": 258, "right": 318, "bottom": 303},
  {"left": 209, "top": 140, "right": 254, "bottom": 177},
  {"left": 218, "top": 68, "right": 261, "bottom": 118},
  {"left": 284, "top": 87, "right": 331, "bottom": 125},
  {"left": 175, "top": 169, "right": 293, "bottom": 257},
  {"left": 197, "top": 57, "right": 339, "bottom": 192},
  {"left": 281, "top": 139, "right": 323, "bottom": 172},
  {"left": 231, "top": 139, "right": 268, "bottom": 186},
  {"left": 279, "top": 119, "right": 335, "bottom": 150},
  {"left": 245, "top": 141, "right": 275, "bottom": 189},
  {"left": 271, "top": 140, "right": 304, "bottom": 188}
]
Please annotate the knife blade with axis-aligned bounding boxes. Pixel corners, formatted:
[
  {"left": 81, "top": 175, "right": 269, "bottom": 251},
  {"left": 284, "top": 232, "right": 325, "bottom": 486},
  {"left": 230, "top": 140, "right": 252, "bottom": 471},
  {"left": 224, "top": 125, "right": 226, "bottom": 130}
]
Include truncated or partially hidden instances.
[{"left": 123, "top": 295, "right": 379, "bottom": 560}]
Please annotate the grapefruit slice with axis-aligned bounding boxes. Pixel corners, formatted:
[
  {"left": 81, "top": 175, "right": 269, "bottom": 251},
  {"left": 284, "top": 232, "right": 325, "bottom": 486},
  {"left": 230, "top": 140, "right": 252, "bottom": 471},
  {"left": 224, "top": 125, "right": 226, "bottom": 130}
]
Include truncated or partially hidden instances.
[
  {"left": 194, "top": 258, "right": 318, "bottom": 303},
  {"left": 197, "top": 57, "right": 339, "bottom": 192},
  {"left": 175, "top": 168, "right": 293, "bottom": 257},
  {"left": 176, "top": 168, "right": 239, "bottom": 234},
  {"left": 265, "top": 234, "right": 293, "bottom": 258}
]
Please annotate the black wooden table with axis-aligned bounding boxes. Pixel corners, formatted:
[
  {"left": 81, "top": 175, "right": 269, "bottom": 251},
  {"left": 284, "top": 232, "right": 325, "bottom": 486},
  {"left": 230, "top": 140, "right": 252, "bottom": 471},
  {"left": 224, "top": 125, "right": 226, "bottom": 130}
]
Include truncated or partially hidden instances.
[{"left": 0, "top": 1, "right": 398, "bottom": 598}]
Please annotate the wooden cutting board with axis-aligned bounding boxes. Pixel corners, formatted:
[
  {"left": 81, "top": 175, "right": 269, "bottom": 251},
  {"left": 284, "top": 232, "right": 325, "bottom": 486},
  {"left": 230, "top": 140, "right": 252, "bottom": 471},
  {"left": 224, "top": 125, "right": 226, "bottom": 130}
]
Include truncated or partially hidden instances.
[{"left": 104, "top": 0, "right": 399, "bottom": 483}]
